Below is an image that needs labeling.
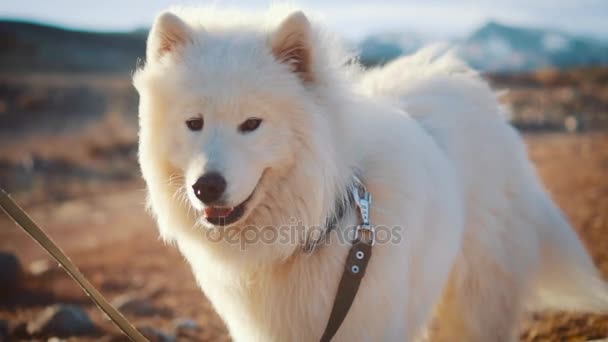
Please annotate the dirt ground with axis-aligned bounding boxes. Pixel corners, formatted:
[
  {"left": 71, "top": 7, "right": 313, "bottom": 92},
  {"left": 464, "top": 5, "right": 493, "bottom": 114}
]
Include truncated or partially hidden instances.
[{"left": 0, "top": 132, "right": 607, "bottom": 341}]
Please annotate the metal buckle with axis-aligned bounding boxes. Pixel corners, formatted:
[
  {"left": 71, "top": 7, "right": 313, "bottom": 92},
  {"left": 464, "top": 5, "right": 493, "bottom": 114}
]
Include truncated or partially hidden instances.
[
  {"left": 351, "top": 176, "right": 375, "bottom": 246},
  {"left": 354, "top": 224, "right": 375, "bottom": 246}
]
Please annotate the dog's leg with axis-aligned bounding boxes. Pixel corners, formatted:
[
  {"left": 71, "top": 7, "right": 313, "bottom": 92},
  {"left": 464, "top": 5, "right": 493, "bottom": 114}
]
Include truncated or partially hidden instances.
[{"left": 427, "top": 256, "right": 526, "bottom": 342}]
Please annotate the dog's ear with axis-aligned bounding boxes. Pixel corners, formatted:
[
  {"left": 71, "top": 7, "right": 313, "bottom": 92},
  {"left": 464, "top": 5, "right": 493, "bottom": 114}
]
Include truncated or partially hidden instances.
[
  {"left": 270, "top": 11, "right": 314, "bottom": 83},
  {"left": 147, "top": 12, "right": 193, "bottom": 62}
]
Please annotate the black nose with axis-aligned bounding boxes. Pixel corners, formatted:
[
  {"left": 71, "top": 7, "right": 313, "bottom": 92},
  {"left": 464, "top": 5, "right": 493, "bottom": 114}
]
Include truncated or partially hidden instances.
[{"left": 192, "top": 172, "right": 227, "bottom": 204}]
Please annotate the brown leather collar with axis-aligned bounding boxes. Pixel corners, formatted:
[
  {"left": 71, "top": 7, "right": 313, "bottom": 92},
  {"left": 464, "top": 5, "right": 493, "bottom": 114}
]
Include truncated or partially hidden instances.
[{"left": 320, "top": 176, "right": 375, "bottom": 342}]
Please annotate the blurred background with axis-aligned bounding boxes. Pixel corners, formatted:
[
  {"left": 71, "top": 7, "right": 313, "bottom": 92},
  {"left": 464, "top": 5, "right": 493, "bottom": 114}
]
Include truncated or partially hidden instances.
[{"left": 0, "top": 1, "right": 607, "bottom": 341}]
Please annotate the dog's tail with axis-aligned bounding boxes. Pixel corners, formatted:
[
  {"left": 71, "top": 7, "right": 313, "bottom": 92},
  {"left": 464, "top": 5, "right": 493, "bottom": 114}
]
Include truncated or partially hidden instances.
[{"left": 531, "top": 190, "right": 608, "bottom": 312}]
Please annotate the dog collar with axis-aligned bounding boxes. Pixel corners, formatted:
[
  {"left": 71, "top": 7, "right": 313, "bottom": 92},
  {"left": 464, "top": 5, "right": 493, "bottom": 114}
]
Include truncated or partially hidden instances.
[
  {"left": 302, "top": 190, "right": 351, "bottom": 253},
  {"left": 320, "top": 175, "right": 375, "bottom": 342}
]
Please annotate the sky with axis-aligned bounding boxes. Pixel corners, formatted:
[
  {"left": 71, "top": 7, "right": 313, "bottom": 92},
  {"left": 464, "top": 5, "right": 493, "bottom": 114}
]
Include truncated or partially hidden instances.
[{"left": 1, "top": 0, "right": 607, "bottom": 40}]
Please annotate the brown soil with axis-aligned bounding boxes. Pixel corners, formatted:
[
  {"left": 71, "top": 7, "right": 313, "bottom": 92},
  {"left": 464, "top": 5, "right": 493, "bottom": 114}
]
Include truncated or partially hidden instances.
[
  {"left": 1, "top": 133, "right": 608, "bottom": 341},
  {"left": 2, "top": 68, "right": 608, "bottom": 341}
]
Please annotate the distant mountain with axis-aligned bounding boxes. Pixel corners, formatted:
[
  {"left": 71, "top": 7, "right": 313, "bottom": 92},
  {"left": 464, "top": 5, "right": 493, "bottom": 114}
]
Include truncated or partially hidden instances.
[
  {"left": 358, "top": 33, "right": 425, "bottom": 66},
  {"left": 357, "top": 21, "right": 608, "bottom": 71},
  {"left": 0, "top": 20, "right": 146, "bottom": 73},
  {"left": 460, "top": 22, "right": 608, "bottom": 72},
  {"left": 1, "top": 20, "right": 607, "bottom": 73}
]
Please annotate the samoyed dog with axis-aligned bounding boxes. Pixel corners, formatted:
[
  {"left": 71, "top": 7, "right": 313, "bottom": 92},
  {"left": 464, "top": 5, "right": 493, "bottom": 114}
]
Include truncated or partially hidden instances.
[{"left": 134, "top": 6, "right": 608, "bottom": 341}]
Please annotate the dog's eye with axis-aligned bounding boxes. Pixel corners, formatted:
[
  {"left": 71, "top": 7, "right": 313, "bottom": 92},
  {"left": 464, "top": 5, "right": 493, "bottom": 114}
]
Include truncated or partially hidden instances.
[
  {"left": 186, "top": 117, "right": 204, "bottom": 131},
  {"left": 239, "top": 118, "right": 262, "bottom": 133}
]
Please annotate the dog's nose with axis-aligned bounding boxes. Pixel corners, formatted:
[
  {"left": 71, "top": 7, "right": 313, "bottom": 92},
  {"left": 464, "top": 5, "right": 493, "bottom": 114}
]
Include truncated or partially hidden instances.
[{"left": 192, "top": 172, "right": 227, "bottom": 204}]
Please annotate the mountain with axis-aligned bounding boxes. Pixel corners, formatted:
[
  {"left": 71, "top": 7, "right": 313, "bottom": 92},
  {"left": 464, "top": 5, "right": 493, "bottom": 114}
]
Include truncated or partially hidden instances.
[
  {"left": 358, "top": 33, "right": 424, "bottom": 67},
  {"left": 0, "top": 19, "right": 607, "bottom": 73},
  {"left": 0, "top": 20, "right": 146, "bottom": 73},
  {"left": 460, "top": 22, "right": 608, "bottom": 72},
  {"left": 357, "top": 21, "right": 608, "bottom": 72}
]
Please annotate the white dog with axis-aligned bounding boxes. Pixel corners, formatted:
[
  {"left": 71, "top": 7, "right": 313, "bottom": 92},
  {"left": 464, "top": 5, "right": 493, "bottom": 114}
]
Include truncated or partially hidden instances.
[{"left": 134, "top": 6, "right": 608, "bottom": 341}]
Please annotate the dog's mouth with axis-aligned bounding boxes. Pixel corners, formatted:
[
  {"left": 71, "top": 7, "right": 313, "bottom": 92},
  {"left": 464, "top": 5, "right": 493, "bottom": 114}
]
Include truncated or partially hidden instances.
[
  {"left": 197, "top": 170, "right": 267, "bottom": 227},
  {"left": 202, "top": 192, "right": 253, "bottom": 227}
]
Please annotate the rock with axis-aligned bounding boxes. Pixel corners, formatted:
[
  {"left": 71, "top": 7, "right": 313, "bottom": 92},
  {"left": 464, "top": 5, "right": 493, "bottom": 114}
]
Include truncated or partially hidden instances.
[
  {"left": 112, "top": 294, "right": 167, "bottom": 317},
  {"left": 0, "top": 252, "right": 22, "bottom": 294},
  {"left": 137, "top": 325, "right": 175, "bottom": 342},
  {"left": 27, "top": 304, "right": 97, "bottom": 337},
  {"left": 47, "top": 338, "right": 67, "bottom": 342},
  {"left": 11, "top": 321, "right": 29, "bottom": 339},
  {"left": 28, "top": 259, "right": 52, "bottom": 276},
  {"left": 0, "top": 320, "right": 8, "bottom": 341},
  {"left": 174, "top": 319, "right": 203, "bottom": 340}
]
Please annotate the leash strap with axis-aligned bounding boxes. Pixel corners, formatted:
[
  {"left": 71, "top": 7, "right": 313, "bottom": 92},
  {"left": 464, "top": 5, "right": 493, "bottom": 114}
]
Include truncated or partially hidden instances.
[
  {"left": 0, "top": 189, "right": 149, "bottom": 342},
  {"left": 320, "top": 177, "right": 374, "bottom": 342}
]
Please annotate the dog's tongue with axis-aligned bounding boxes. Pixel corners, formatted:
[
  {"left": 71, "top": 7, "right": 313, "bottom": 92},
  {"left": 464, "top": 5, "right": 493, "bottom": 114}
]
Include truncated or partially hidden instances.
[{"left": 204, "top": 207, "right": 234, "bottom": 218}]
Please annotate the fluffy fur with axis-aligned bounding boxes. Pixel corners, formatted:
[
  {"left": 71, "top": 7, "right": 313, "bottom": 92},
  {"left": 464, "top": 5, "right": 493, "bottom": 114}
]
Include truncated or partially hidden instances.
[{"left": 134, "top": 6, "right": 608, "bottom": 341}]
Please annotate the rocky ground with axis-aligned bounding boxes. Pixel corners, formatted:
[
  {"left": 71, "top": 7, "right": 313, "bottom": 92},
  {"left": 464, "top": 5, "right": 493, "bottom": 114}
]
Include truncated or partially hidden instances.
[
  {"left": 1, "top": 133, "right": 607, "bottom": 341},
  {"left": 1, "top": 69, "right": 608, "bottom": 341},
  {"left": 489, "top": 68, "right": 608, "bottom": 132}
]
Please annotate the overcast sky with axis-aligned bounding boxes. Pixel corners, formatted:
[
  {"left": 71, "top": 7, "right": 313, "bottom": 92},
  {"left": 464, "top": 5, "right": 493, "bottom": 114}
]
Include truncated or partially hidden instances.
[{"left": 1, "top": 0, "right": 607, "bottom": 39}]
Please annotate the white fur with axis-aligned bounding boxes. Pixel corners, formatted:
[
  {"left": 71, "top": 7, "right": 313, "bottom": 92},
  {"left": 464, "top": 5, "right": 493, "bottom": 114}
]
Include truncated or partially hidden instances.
[{"left": 135, "top": 6, "right": 608, "bottom": 341}]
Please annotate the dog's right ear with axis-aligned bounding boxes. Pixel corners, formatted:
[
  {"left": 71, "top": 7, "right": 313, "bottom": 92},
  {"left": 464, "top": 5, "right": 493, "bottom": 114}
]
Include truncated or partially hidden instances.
[{"left": 147, "top": 12, "right": 193, "bottom": 62}]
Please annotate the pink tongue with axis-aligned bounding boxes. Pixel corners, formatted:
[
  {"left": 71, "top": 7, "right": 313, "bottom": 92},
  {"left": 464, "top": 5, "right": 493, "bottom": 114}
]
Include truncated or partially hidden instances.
[{"left": 204, "top": 207, "right": 234, "bottom": 218}]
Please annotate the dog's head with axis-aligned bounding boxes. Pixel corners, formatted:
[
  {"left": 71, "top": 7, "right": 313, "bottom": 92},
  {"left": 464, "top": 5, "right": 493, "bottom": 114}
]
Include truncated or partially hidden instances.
[{"left": 134, "top": 8, "right": 351, "bottom": 260}]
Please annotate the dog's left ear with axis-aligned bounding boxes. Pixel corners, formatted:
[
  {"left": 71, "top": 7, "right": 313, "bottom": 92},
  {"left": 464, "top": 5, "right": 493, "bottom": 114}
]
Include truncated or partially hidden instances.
[{"left": 270, "top": 11, "right": 314, "bottom": 83}]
